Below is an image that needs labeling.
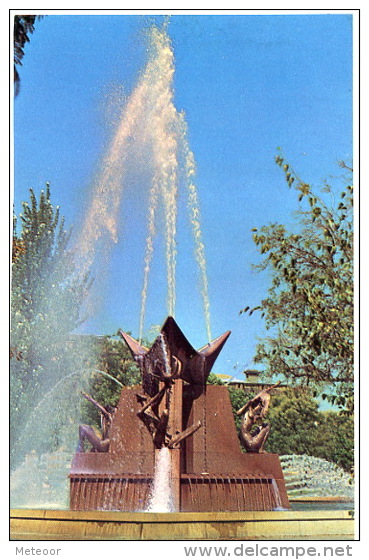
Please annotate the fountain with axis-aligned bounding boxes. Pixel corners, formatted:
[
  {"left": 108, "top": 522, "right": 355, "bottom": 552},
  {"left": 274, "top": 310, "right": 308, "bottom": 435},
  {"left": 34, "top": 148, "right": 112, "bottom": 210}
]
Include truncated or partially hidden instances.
[
  {"left": 280, "top": 455, "right": 354, "bottom": 502},
  {"left": 11, "top": 22, "right": 354, "bottom": 540},
  {"left": 12, "top": 320, "right": 354, "bottom": 538},
  {"left": 70, "top": 315, "right": 290, "bottom": 512}
]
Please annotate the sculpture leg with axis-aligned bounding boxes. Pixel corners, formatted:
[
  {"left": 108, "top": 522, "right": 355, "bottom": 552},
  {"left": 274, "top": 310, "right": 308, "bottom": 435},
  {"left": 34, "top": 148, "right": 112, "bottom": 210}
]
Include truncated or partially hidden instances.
[
  {"left": 77, "top": 425, "right": 110, "bottom": 453},
  {"left": 153, "top": 409, "right": 169, "bottom": 448},
  {"left": 76, "top": 425, "right": 86, "bottom": 452},
  {"left": 240, "top": 423, "right": 270, "bottom": 453},
  {"left": 257, "top": 423, "right": 271, "bottom": 453}
]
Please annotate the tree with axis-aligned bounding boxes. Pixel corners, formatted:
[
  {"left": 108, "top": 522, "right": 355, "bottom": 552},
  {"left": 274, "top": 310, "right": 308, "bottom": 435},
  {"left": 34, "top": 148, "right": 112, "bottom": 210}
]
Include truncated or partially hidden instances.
[
  {"left": 313, "top": 410, "right": 354, "bottom": 472},
  {"left": 13, "top": 15, "right": 43, "bottom": 96},
  {"left": 80, "top": 334, "right": 141, "bottom": 427},
  {"left": 207, "top": 372, "right": 225, "bottom": 386},
  {"left": 265, "top": 387, "right": 321, "bottom": 456},
  {"left": 266, "top": 388, "right": 354, "bottom": 471},
  {"left": 242, "top": 155, "right": 354, "bottom": 413},
  {"left": 11, "top": 185, "right": 92, "bottom": 464}
]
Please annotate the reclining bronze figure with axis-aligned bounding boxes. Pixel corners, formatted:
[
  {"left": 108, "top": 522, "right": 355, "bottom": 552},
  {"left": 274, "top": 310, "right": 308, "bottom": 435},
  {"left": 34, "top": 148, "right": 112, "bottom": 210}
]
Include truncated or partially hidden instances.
[{"left": 76, "top": 392, "right": 116, "bottom": 453}]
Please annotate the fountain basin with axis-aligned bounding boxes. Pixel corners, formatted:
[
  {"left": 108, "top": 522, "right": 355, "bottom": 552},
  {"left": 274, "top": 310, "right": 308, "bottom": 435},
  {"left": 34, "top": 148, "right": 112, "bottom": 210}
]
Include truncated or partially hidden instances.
[{"left": 10, "top": 508, "right": 354, "bottom": 540}]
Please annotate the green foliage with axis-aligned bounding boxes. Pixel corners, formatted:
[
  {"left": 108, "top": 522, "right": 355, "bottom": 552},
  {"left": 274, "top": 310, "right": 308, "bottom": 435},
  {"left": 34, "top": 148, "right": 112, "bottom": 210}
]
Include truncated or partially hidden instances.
[
  {"left": 11, "top": 185, "right": 91, "bottom": 387},
  {"left": 242, "top": 155, "right": 354, "bottom": 413},
  {"left": 265, "top": 388, "right": 321, "bottom": 456},
  {"left": 266, "top": 388, "right": 354, "bottom": 472},
  {"left": 207, "top": 373, "right": 225, "bottom": 385},
  {"left": 11, "top": 186, "right": 92, "bottom": 463},
  {"left": 313, "top": 410, "right": 354, "bottom": 472},
  {"left": 81, "top": 335, "right": 141, "bottom": 426}
]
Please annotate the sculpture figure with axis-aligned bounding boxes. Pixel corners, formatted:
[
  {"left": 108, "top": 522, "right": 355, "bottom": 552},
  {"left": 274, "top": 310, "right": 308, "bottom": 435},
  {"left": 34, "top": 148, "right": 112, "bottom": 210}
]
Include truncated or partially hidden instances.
[
  {"left": 76, "top": 392, "right": 116, "bottom": 453},
  {"left": 136, "top": 385, "right": 172, "bottom": 448},
  {"left": 237, "top": 382, "right": 280, "bottom": 453}
]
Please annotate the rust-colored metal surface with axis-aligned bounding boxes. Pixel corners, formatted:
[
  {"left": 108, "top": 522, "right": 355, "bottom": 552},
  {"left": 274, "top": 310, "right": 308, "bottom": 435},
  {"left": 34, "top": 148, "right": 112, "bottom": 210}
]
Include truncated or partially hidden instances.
[
  {"left": 70, "top": 386, "right": 155, "bottom": 511},
  {"left": 70, "top": 317, "right": 289, "bottom": 512},
  {"left": 120, "top": 316, "right": 231, "bottom": 393}
]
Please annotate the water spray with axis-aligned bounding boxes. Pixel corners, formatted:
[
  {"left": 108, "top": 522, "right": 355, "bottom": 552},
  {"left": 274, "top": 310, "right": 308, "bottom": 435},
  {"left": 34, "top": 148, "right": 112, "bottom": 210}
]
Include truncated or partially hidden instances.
[{"left": 75, "top": 23, "right": 212, "bottom": 341}]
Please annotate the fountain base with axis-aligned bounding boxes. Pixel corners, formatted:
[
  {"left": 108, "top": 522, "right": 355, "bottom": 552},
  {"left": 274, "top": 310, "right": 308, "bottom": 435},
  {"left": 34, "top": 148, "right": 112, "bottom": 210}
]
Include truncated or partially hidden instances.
[
  {"left": 69, "top": 385, "right": 289, "bottom": 512},
  {"left": 10, "top": 508, "right": 355, "bottom": 540}
]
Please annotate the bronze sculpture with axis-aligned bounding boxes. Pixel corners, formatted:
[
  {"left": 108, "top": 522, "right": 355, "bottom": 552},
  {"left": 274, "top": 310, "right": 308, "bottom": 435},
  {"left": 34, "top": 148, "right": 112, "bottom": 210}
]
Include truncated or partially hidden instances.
[
  {"left": 119, "top": 316, "right": 230, "bottom": 450},
  {"left": 237, "top": 382, "right": 280, "bottom": 453},
  {"left": 76, "top": 392, "right": 116, "bottom": 453},
  {"left": 70, "top": 317, "right": 290, "bottom": 512},
  {"left": 119, "top": 316, "right": 231, "bottom": 392}
]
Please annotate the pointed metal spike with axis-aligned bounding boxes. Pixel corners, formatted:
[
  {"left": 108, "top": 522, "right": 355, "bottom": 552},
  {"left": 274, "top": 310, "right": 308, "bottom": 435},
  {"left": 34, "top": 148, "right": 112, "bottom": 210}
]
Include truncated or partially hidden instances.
[
  {"left": 118, "top": 330, "right": 148, "bottom": 359},
  {"left": 119, "top": 317, "right": 231, "bottom": 387},
  {"left": 200, "top": 330, "right": 231, "bottom": 375}
]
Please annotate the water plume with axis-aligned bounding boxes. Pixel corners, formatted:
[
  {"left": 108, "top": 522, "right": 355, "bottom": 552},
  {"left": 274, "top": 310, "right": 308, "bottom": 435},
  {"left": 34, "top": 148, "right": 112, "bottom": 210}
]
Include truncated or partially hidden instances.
[
  {"left": 139, "top": 178, "right": 160, "bottom": 342},
  {"left": 280, "top": 455, "right": 354, "bottom": 499},
  {"left": 181, "top": 115, "right": 212, "bottom": 341},
  {"left": 11, "top": 21, "right": 214, "bottom": 513},
  {"left": 75, "top": 23, "right": 212, "bottom": 340},
  {"left": 76, "top": 79, "right": 148, "bottom": 276},
  {"left": 138, "top": 24, "right": 180, "bottom": 325}
]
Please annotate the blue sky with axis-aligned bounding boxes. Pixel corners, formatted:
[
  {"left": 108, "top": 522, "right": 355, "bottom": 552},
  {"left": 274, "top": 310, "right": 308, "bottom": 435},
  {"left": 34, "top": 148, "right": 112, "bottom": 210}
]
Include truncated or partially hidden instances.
[{"left": 13, "top": 12, "right": 353, "bottom": 379}]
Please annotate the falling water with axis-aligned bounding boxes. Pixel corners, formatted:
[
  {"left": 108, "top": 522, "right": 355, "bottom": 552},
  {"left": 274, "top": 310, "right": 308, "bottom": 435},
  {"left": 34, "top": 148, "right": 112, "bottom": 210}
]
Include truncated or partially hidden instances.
[
  {"left": 93, "top": 369, "right": 124, "bottom": 387},
  {"left": 146, "top": 447, "right": 175, "bottom": 512},
  {"left": 73, "top": 23, "right": 212, "bottom": 341},
  {"left": 159, "top": 332, "right": 172, "bottom": 378},
  {"left": 10, "top": 368, "right": 121, "bottom": 508},
  {"left": 139, "top": 178, "right": 160, "bottom": 342},
  {"left": 271, "top": 478, "right": 285, "bottom": 510},
  {"left": 180, "top": 114, "right": 212, "bottom": 342},
  {"left": 136, "top": 24, "right": 212, "bottom": 340},
  {"left": 11, "top": 368, "right": 122, "bottom": 468}
]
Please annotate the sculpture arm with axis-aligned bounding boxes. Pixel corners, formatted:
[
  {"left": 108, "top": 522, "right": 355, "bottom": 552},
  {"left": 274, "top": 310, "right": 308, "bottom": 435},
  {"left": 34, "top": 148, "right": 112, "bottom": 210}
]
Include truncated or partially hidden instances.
[
  {"left": 82, "top": 392, "right": 110, "bottom": 420},
  {"left": 236, "top": 382, "right": 281, "bottom": 417}
]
